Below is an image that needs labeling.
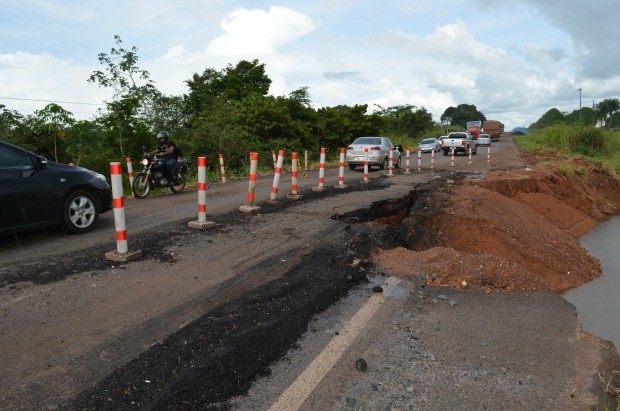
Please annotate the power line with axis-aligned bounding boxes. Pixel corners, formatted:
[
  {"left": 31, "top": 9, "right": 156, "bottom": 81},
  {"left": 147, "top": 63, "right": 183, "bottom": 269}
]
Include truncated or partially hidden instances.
[{"left": 0, "top": 96, "right": 105, "bottom": 106}]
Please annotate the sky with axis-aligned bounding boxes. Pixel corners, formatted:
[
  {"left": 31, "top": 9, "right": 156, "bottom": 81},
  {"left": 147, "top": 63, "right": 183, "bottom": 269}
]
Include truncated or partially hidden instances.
[{"left": 1, "top": 0, "right": 619, "bottom": 131}]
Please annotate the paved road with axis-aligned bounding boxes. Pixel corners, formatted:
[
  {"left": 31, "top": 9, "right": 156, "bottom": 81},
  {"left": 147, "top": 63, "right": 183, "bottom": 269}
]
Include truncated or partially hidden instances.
[
  {"left": 0, "top": 143, "right": 500, "bottom": 264},
  {"left": 2, "top": 139, "right": 565, "bottom": 410}
]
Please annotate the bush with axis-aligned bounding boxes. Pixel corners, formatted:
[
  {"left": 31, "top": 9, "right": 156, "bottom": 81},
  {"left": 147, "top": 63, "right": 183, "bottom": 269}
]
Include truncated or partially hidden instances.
[{"left": 567, "top": 127, "right": 606, "bottom": 156}]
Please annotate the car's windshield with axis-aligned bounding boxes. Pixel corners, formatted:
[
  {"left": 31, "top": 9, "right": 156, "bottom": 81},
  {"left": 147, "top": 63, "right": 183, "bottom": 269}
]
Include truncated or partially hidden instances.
[
  {"left": 420, "top": 139, "right": 435, "bottom": 144},
  {"left": 353, "top": 137, "right": 381, "bottom": 145}
]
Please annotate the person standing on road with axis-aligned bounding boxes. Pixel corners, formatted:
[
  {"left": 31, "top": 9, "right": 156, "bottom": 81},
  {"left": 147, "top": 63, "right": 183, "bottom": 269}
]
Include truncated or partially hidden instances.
[{"left": 152, "top": 131, "right": 182, "bottom": 185}]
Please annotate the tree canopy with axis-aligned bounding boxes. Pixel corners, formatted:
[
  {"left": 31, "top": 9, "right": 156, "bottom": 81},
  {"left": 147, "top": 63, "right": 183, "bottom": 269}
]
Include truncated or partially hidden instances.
[{"left": 440, "top": 104, "right": 486, "bottom": 127}]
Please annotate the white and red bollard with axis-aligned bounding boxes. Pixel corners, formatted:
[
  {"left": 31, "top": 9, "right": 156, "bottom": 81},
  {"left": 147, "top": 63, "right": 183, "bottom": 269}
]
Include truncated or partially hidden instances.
[
  {"left": 125, "top": 157, "right": 135, "bottom": 197},
  {"left": 386, "top": 147, "right": 395, "bottom": 177},
  {"left": 417, "top": 148, "right": 422, "bottom": 172},
  {"left": 240, "top": 152, "right": 261, "bottom": 213},
  {"left": 219, "top": 153, "right": 227, "bottom": 183},
  {"left": 266, "top": 150, "right": 285, "bottom": 205},
  {"left": 487, "top": 146, "right": 491, "bottom": 163},
  {"left": 404, "top": 147, "right": 411, "bottom": 175},
  {"left": 287, "top": 152, "right": 303, "bottom": 200},
  {"left": 450, "top": 148, "right": 455, "bottom": 167},
  {"left": 105, "top": 162, "right": 142, "bottom": 262},
  {"left": 335, "top": 148, "right": 348, "bottom": 188},
  {"left": 188, "top": 157, "right": 216, "bottom": 229},
  {"left": 312, "top": 147, "right": 327, "bottom": 191},
  {"left": 431, "top": 148, "right": 435, "bottom": 170},
  {"left": 468, "top": 147, "right": 472, "bottom": 165},
  {"left": 361, "top": 148, "right": 369, "bottom": 184}
]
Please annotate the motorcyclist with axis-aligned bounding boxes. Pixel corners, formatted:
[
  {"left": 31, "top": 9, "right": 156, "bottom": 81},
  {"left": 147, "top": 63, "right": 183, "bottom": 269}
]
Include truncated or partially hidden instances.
[{"left": 151, "top": 131, "right": 182, "bottom": 185}]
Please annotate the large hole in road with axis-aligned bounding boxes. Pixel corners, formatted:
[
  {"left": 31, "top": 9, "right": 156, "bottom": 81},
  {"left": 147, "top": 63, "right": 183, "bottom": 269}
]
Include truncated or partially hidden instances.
[
  {"left": 332, "top": 182, "right": 446, "bottom": 251},
  {"left": 333, "top": 189, "right": 418, "bottom": 227}
]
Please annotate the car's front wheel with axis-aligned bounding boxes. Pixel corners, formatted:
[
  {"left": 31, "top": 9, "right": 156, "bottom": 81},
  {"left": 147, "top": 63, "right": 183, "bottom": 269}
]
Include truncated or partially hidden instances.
[{"left": 62, "top": 190, "right": 99, "bottom": 234}]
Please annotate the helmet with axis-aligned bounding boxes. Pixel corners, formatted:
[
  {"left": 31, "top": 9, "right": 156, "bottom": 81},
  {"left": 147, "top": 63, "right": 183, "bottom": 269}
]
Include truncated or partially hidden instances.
[{"left": 156, "top": 131, "right": 169, "bottom": 140}]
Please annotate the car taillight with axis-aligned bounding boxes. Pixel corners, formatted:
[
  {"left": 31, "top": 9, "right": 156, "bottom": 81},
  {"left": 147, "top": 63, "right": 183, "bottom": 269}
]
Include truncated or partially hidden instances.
[
  {"left": 371, "top": 146, "right": 381, "bottom": 151},
  {"left": 461, "top": 141, "right": 465, "bottom": 146}
]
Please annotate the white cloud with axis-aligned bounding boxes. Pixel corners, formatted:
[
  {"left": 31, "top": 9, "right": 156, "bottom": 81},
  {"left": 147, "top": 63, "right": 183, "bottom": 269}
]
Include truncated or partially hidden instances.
[
  {"left": 206, "top": 6, "right": 316, "bottom": 55},
  {"left": 0, "top": 51, "right": 109, "bottom": 117}
]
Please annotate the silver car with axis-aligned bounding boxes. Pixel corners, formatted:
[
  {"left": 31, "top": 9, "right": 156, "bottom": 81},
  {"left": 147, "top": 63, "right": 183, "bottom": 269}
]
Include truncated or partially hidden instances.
[
  {"left": 346, "top": 137, "right": 401, "bottom": 170},
  {"left": 418, "top": 138, "right": 441, "bottom": 153},
  {"left": 477, "top": 133, "right": 491, "bottom": 146}
]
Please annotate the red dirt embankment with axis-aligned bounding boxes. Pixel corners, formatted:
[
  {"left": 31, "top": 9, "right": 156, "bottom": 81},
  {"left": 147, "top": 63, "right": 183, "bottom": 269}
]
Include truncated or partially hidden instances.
[{"left": 375, "top": 161, "right": 620, "bottom": 293}]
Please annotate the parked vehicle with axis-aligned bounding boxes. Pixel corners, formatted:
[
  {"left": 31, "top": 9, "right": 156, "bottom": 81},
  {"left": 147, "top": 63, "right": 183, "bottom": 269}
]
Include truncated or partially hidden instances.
[
  {"left": 483, "top": 120, "right": 504, "bottom": 141},
  {"left": 346, "top": 137, "right": 402, "bottom": 170},
  {"left": 132, "top": 152, "right": 187, "bottom": 199},
  {"left": 441, "top": 132, "right": 477, "bottom": 156},
  {"left": 477, "top": 134, "right": 492, "bottom": 146},
  {"left": 466, "top": 121, "right": 482, "bottom": 139},
  {"left": 0, "top": 140, "right": 112, "bottom": 234},
  {"left": 418, "top": 138, "right": 441, "bottom": 153}
]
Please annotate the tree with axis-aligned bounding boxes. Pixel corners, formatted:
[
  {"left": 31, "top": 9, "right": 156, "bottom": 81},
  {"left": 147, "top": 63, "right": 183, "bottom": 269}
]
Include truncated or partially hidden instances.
[
  {"left": 595, "top": 98, "right": 620, "bottom": 129},
  {"left": 88, "top": 35, "right": 158, "bottom": 104},
  {"left": 88, "top": 35, "right": 161, "bottom": 156},
  {"left": 375, "top": 104, "right": 434, "bottom": 138},
  {"left": 184, "top": 59, "right": 272, "bottom": 123},
  {"left": 564, "top": 107, "right": 595, "bottom": 126},
  {"left": 0, "top": 106, "right": 30, "bottom": 149},
  {"left": 34, "top": 103, "right": 75, "bottom": 162},
  {"left": 440, "top": 104, "right": 485, "bottom": 127},
  {"left": 316, "top": 105, "right": 384, "bottom": 150},
  {"left": 529, "top": 108, "right": 566, "bottom": 130}
]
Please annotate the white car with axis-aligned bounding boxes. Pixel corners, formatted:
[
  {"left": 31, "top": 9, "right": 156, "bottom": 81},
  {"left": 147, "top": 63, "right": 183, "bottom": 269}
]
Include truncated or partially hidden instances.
[
  {"left": 477, "top": 134, "right": 491, "bottom": 146},
  {"left": 346, "top": 137, "right": 402, "bottom": 170}
]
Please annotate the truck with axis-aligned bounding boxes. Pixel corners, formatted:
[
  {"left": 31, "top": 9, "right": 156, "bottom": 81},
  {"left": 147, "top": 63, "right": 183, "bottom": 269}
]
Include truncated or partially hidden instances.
[
  {"left": 441, "top": 131, "right": 478, "bottom": 156},
  {"left": 483, "top": 120, "right": 504, "bottom": 142},
  {"left": 466, "top": 121, "right": 482, "bottom": 139}
]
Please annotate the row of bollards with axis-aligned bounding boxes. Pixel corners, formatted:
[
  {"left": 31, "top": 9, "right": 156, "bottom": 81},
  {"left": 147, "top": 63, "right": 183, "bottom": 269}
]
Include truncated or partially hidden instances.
[{"left": 107, "top": 145, "right": 492, "bottom": 262}]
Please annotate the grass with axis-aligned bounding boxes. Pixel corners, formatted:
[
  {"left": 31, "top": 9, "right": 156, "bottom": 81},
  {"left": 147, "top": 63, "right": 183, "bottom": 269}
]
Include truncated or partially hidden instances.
[{"left": 514, "top": 126, "right": 620, "bottom": 173}]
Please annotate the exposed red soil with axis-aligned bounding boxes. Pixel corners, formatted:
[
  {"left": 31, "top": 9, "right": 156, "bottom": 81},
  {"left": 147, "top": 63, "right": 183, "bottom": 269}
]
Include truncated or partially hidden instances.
[{"left": 374, "top": 159, "right": 620, "bottom": 294}]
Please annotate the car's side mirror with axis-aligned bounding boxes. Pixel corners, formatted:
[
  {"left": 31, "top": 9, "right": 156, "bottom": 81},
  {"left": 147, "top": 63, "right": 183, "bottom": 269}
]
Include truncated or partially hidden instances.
[
  {"left": 396, "top": 145, "right": 404, "bottom": 152},
  {"left": 35, "top": 156, "right": 47, "bottom": 170}
]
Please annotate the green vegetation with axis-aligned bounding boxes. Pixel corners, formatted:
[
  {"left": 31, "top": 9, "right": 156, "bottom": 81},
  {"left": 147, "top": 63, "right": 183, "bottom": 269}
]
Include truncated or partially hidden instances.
[
  {"left": 529, "top": 98, "right": 620, "bottom": 131},
  {"left": 0, "top": 36, "right": 437, "bottom": 180},
  {"left": 515, "top": 125, "right": 620, "bottom": 172}
]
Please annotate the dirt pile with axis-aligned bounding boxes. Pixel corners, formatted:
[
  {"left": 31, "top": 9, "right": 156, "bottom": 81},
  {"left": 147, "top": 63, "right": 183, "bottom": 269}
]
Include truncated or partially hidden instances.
[{"left": 374, "top": 161, "right": 619, "bottom": 293}]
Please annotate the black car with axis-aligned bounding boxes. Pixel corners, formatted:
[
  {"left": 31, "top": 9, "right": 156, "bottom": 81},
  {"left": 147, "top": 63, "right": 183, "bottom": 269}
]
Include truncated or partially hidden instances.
[{"left": 0, "top": 140, "right": 113, "bottom": 235}]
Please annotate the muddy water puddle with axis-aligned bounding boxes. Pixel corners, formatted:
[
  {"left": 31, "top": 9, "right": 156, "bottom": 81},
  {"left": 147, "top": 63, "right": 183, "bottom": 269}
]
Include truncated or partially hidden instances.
[{"left": 563, "top": 216, "right": 620, "bottom": 348}]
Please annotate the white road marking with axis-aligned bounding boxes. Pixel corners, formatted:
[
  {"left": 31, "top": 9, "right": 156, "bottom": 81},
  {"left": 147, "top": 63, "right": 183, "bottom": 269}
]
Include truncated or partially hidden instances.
[{"left": 269, "top": 277, "right": 402, "bottom": 411}]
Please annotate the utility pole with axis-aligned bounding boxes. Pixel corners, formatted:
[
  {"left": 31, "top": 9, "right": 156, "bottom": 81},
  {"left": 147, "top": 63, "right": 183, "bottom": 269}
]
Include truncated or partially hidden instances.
[{"left": 578, "top": 88, "right": 582, "bottom": 123}]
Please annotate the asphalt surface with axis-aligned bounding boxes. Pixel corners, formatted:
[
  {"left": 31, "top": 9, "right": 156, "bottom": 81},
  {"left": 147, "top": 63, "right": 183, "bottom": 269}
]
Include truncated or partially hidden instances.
[{"left": 1, "top": 139, "right": 618, "bottom": 410}]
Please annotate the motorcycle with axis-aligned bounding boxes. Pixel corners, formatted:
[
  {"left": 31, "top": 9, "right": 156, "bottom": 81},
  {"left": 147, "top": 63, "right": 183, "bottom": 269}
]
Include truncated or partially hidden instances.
[{"left": 132, "top": 152, "right": 187, "bottom": 199}]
